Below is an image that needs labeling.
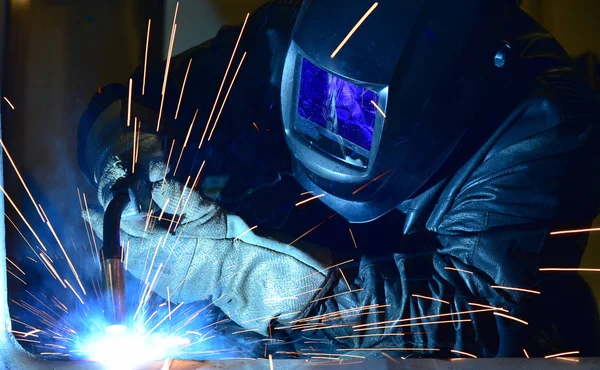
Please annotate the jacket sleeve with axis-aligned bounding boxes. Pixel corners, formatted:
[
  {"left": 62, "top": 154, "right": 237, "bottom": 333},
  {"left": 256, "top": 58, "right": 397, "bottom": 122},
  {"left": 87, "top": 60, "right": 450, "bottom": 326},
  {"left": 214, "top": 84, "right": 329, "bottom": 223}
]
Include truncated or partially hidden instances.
[
  {"left": 307, "top": 79, "right": 600, "bottom": 358},
  {"left": 78, "top": 0, "right": 301, "bottom": 186}
]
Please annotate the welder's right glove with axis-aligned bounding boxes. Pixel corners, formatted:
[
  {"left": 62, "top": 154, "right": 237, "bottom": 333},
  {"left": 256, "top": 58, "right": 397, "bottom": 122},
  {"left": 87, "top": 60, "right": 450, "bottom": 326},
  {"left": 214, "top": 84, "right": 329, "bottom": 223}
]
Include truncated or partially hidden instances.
[{"left": 87, "top": 178, "right": 332, "bottom": 335}]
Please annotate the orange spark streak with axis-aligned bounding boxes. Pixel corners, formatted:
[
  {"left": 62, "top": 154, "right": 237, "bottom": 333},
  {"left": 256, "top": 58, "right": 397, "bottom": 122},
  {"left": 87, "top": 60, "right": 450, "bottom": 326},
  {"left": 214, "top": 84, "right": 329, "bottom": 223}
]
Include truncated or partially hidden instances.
[
  {"left": 142, "top": 19, "right": 151, "bottom": 95},
  {"left": 158, "top": 199, "right": 170, "bottom": 221},
  {"left": 301, "top": 191, "right": 313, "bottom": 196},
  {"left": 354, "top": 318, "right": 472, "bottom": 332},
  {"left": 7, "top": 270, "right": 27, "bottom": 285},
  {"left": 337, "top": 347, "right": 439, "bottom": 352},
  {"left": 371, "top": 100, "right": 386, "bottom": 118},
  {"left": 444, "top": 267, "right": 474, "bottom": 274},
  {"left": 173, "top": 109, "right": 199, "bottom": 176},
  {"left": 207, "top": 52, "right": 248, "bottom": 141},
  {"left": 550, "top": 227, "right": 600, "bottom": 235},
  {"left": 311, "top": 289, "right": 363, "bottom": 303},
  {"left": 132, "top": 117, "right": 137, "bottom": 173},
  {"left": 174, "top": 160, "right": 206, "bottom": 230},
  {"left": 253, "top": 122, "right": 260, "bottom": 132},
  {"left": 468, "top": 302, "right": 508, "bottom": 312},
  {"left": 156, "top": 9, "right": 179, "bottom": 132},
  {"left": 162, "top": 139, "right": 176, "bottom": 190},
  {"left": 381, "top": 352, "right": 399, "bottom": 364},
  {"left": 7, "top": 258, "right": 26, "bottom": 275},
  {"left": 234, "top": 225, "right": 258, "bottom": 241},
  {"left": 556, "top": 357, "right": 579, "bottom": 363},
  {"left": 349, "top": 228, "right": 358, "bottom": 248},
  {"left": 64, "top": 280, "right": 84, "bottom": 305},
  {"left": 353, "top": 308, "right": 498, "bottom": 328},
  {"left": 200, "top": 12, "right": 250, "bottom": 148},
  {"left": 493, "top": 312, "right": 528, "bottom": 325},
  {"left": 166, "top": 176, "right": 191, "bottom": 233},
  {"left": 83, "top": 193, "right": 100, "bottom": 264},
  {"left": 336, "top": 333, "right": 406, "bottom": 340},
  {"left": 293, "top": 304, "right": 389, "bottom": 324},
  {"left": 38, "top": 205, "right": 48, "bottom": 224},
  {"left": 268, "top": 354, "right": 274, "bottom": 370},
  {"left": 41, "top": 205, "right": 86, "bottom": 295},
  {"left": 523, "top": 349, "right": 529, "bottom": 358},
  {"left": 411, "top": 294, "right": 449, "bottom": 305},
  {"left": 295, "top": 193, "right": 325, "bottom": 207},
  {"left": 1, "top": 139, "right": 44, "bottom": 220},
  {"left": 491, "top": 285, "right": 540, "bottom": 295},
  {"left": 175, "top": 59, "right": 193, "bottom": 119},
  {"left": 3, "top": 96, "right": 15, "bottom": 109},
  {"left": 290, "top": 213, "right": 337, "bottom": 246},
  {"left": 544, "top": 350, "right": 579, "bottom": 359},
  {"left": 77, "top": 189, "right": 95, "bottom": 256},
  {"left": 301, "top": 324, "right": 350, "bottom": 332},
  {"left": 0, "top": 186, "right": 48, "bottom": 251},
  {"left": 352, "top": 169, "right": 392, "bottom": 195},
  {"left": 127, "top": 78, "right": 133, "bottom": 127},
  {"left": 451, "top": 349, "right": 477, "bottom": 358},
  {"left": 339, "top": 269, "right": 351, "bottom": 290},
  {"left": 331, "top": 2, "right": 379, "bottom": 58},
  {"left": 39, "top": 253, "right": 65, "bottom": 287},
  {"left": 539, "top": 267, "right": 600, "bottom": 272},
  {"left": 135, "top": 120, "right": 141, "bottom": 163}
]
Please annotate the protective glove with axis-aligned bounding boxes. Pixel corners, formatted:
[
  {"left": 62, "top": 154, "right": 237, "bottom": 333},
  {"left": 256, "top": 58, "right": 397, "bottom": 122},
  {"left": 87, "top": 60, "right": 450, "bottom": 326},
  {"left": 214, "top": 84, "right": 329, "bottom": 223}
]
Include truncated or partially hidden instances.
[{"left": 87, "top": 165, "right": 332, "bottom": 335}]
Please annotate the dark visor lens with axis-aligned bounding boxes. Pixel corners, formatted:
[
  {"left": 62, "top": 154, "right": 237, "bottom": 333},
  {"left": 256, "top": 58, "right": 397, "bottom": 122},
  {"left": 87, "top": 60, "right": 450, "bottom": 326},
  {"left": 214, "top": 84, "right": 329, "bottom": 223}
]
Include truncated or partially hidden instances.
[{"left": 298, "top": 58, "right": 380, "bottom": 151}]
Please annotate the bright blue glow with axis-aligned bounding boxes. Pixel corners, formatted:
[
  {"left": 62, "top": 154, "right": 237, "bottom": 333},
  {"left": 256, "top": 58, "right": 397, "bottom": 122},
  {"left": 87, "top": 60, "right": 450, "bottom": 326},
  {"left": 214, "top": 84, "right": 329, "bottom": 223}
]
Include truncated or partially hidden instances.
[
  {"left": 298, "top": 58, "right": 380, "bottom": 150},
  {"left": 78, "top": 326, "right": 190, "bottom": 370}
]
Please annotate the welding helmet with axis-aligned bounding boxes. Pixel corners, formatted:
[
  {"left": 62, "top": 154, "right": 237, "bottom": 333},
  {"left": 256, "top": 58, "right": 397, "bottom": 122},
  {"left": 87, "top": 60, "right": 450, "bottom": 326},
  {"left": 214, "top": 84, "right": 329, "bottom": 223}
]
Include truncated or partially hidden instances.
[{"left": 281, "top": 0, "right": 515, "bottom": 223}]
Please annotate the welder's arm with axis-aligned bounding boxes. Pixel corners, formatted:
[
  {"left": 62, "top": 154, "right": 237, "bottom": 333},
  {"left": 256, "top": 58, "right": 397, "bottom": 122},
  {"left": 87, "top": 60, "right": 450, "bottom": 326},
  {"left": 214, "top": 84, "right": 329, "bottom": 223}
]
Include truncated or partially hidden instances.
[{"left": 309, "top": 99, "right": 600, "bottom": 357}]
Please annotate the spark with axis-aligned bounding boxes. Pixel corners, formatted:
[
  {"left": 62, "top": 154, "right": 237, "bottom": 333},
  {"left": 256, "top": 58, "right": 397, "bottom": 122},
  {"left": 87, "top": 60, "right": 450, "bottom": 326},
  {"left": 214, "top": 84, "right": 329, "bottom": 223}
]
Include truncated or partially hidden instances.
[
  {"left": 173, "top": 109, "right": 199, "bottom": 176},
  {"left": 290, "top": 213, "right": 337, "bottom": 245},
  {"left": 7, "top": 269, "right": 27, "bottom": 285},
  {"left": 556, "top": 357, "right": 579, "bottom": 363},
  {"left": 295, "top": 193, "right": 325, "bottom": 207},
  {"left": 330, "top": 2, "right": 379, "bottom": 58},
  {"left": 40, "top": 253, "right": 64, "bottom": 286},
  {"left": 166, "top": 176, "right": 190, "bottom": 232},
  {"left": 371, "top": 100, "right": 386, "bottom": 118},
  {"left": 136, "top": 121, "right": 142, "bottom": 164},
  {"left": 144, "top": 310, "right": 158, "bottom": 326},
  {"left": 63, "top": 280, "right": 84, "bottom": 305},
  {"left": 491, "top": 285, "right": 540, "bottom": 295},
  {"left": 167, "top": 286, "right": 171, "bottom": 320},
  {"left": 451, "top": 349, "right": 477, "bottom": 358},
  {"left": 207, "top": 52, "right": 248, "bottom": 141},
  {"left": 41, "top": 205, "right": 86, "bottom": 295},
  {"left": 234, "top": 225, "right": 258, "bottom": 241},
  {"left": 200, "top": 12, "right": 249, "bottom": 148},
  {"left": 354, "top": 318, "right": 472, "bottom": 332},
  {"left": 336, "top": 333, "right": 405, "bottom": 340},
  {"left": 157, "top": 5, "right": 179, "bottom": 132},
  {"left": 468, "top": 302, "right": 508, "bottom": 312},
  {"left": 311, "top": 289, "right": 363, "bottom": 303},
  {"left": 142, "top": 19, "right": 151, "bottom": 95},
  {"left": 127, "top": 78, "right": 133, "bottom": 127},
  {"left": 0, "top": 139, "right": 44, "bottom": 220},
  {"left": 493, "top": 312, "right": 528, "bottom": 325},
  {"left": 158, "top": 199, "right": 170, "bottom": 221},
  {"left": 146, "top": 302, "right": 184, "bottom": 336},
  {"left": 253, "top": 122, "right": 260, "bottom": 132},
  {"left": 132, "top": 117, "right": 138, "bottom": 172},
  {"left": 380, "top": 351, "right": 399, "bottom": 364},
  {"left": 6, "top": 257, "right": 25, "bottom": 275},
  {"left": 412, "top": 294, "right": 449, "bottom": 305},
  {"left": 0, "top": 185, "right": 48, "bottom": 251},
  {"left": 175, "top": 58, "right": 193, "bottom": 119},
  {"left": 545, "top": 351, "right": 579, "bottom": 359},
  {"left": 83, "top": 193, "right": 100, "bottom": 264},
  {"left": 301, "top": 191, "right": 313, "bottom": 196},
  {"left": 301, "top": 324, "right": 351, "bottom": 332},
  {"left": 353, "top": 308, "right": 499, "bottom": 328},
  {"left": 550, "top": 227, "right": 600, "bottom": 235},
  {"left": 339, "top": 269, "right": 351, "bottom": 290},
  {"left": 523, "top": 349, "right": 530, "bottom": 358},
  {"left": 539, "top": 267, "right": 600, "bottom": 272},
  {"left": 3, "top": 96, "right": 15, "bottom": 109},
  {"left": 269, "top": 354, "right": 274, "bottom": 370},
  {"left": 337, "top": 347, "right": 439, "bottom": 352},
  {"left": 349, "top": 229, "right": 358, "bottom": 248},
  {"left": 162, "top": 139, "right": 176, "bottom": 189},
  {"left": 173, "top": 161, "right": 206, "bottom": 230},
  {"left": 444, "top": 267, "right": 474, "bottom": 274},
  {"left": 351, "top": 169, "right": 392, "bottom": 195}
]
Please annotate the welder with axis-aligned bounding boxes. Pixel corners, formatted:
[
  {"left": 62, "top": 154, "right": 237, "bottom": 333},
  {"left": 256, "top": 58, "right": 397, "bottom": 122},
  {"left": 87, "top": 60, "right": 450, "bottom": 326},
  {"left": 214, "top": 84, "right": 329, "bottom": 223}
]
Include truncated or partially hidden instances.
[{"left": 78, "top": 0, "right": 600, "bottom": 358}]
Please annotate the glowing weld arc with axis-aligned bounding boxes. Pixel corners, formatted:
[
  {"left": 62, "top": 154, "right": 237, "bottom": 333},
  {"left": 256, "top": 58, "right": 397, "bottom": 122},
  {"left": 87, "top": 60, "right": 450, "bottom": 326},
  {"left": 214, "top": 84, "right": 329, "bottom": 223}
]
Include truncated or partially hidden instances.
[{"left": 330, "top": 2, "right": 379, "bottom": 59}]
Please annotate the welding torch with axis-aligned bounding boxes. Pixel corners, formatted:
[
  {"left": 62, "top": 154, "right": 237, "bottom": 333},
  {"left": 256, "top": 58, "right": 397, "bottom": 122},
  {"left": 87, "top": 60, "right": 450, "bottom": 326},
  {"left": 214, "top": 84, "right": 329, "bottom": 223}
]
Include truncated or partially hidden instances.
[{"left": 101, "top": 175, "right": 141, "bottom": 328}]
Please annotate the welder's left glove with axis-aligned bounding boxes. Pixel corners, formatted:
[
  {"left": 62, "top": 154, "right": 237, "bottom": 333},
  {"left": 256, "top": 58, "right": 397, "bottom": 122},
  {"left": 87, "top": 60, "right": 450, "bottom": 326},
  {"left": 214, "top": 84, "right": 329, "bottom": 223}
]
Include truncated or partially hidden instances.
[{"left": 87, "top": 178, "right": 332, "bottom": 335}]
